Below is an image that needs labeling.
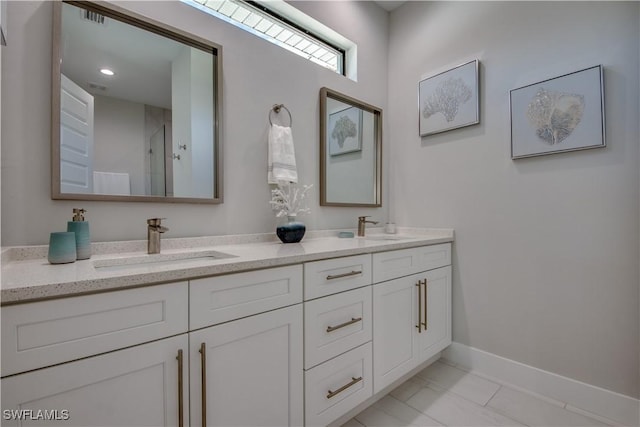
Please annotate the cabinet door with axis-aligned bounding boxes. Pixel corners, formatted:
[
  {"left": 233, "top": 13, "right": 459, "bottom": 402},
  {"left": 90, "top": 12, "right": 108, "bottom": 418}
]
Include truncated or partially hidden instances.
[
  {"left": 372, "top": 273, "right": 422, "bottom": 394},
  {"left": 190, "top": 304, "right": 303, "bottom": 427},
  {"left": 417, "top": 266, "right": 452, "bottom": 362},
  {"left": 1, "top": 335, "right": 189, "bottom": 427},
  {"left": 372, "top": 267, "right": 452, "bottom": 394}
]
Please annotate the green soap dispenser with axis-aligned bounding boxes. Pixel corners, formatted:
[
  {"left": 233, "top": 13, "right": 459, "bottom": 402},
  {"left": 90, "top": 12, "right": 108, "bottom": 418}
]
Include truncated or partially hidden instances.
[{"left": 67, "top": 208, "right": 91, "bottom": 260}]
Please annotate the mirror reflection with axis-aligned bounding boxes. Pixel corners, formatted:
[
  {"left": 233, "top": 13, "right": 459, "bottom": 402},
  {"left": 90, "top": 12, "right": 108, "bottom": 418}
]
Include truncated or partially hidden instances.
[
  {"left": 320, "top": 88, "right": 382, "bottom": 206},
  {"left": 53, "top": 1, "right": 222, "bottom": 202}
]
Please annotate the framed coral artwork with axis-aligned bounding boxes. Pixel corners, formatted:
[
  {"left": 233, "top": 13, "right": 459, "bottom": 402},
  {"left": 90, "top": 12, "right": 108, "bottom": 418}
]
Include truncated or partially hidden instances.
[
  {"left": 419, "top": 59, "right": 480, "bottom": 137},
  {"left": 328, "top": 106, "right": 363, "bottom": 156},
  {"left": 510, "top": 65, "right": 605, "bottom": 159}
]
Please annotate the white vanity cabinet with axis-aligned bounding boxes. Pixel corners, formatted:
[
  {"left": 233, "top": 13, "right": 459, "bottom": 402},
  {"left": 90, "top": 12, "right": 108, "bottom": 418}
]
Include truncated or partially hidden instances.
[
  {"left": 188, "top": 266, "right": 304, "bottom": 427},
  {"left": 372, "top": 245, "right": 452, "bottom": 393},
  {"left": 0, "top": 238, "right": 453, "bottom": 427}
]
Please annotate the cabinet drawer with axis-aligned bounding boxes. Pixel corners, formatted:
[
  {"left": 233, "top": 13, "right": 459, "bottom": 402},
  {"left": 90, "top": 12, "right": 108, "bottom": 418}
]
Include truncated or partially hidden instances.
[
  {"left": 305, "top": 342, "right": 373, "bottom": 427},
  {"left": 190, "top": 265, "right": 302, "bottom": 329},
  {"left": 304, "top": 254, "right": 372, "bottom": 300},
  {"left": 373, "top": 243, "right": 451, "bottom": 283},
  {"left": 1, "top": 282, "right": 188, "bottom": 377},
  {"left": 304, "top": 286, "right": 372, "bottom": 369}
]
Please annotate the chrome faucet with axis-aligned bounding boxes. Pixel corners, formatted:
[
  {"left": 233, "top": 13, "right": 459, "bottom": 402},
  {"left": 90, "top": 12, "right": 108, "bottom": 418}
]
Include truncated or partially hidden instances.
[
  {"left": 147, "top": 218, "right": 169, "bottom": 254},
  {"left": 357, "top": 216, "right": 379, "bottom": 237}
]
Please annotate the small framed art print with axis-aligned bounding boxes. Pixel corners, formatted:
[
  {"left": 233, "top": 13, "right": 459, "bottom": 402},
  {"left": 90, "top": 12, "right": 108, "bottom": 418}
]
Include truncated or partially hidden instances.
[
  {"left": 419, "top": 59, "right": 480, "bottom": 137},
  {"left": 328, "top": 106, "right": 363, "bottom": 156}
]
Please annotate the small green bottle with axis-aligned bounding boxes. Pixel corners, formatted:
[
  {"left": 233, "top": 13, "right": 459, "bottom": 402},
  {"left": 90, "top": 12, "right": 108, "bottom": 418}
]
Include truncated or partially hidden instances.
[{"left": 67, "top": 208, "right": 91, "bottom": 260}]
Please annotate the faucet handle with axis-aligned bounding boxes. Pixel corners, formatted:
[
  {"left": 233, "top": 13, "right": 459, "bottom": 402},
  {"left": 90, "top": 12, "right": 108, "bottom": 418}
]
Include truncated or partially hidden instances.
[
  {"left": 358, "top": 216, "right": 370, "bottom": 221},
  {"left": 147, "top": 218, "right": 169, "bottom": 234},
  {"left": 147, "top": 218, "right": 166, "bottom": 227}
]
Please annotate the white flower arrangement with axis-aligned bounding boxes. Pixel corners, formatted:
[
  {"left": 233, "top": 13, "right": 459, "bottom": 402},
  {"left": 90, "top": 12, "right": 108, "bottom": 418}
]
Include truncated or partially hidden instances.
[{"left": 270, "top": 182, "right": 313, "bottom": 218}]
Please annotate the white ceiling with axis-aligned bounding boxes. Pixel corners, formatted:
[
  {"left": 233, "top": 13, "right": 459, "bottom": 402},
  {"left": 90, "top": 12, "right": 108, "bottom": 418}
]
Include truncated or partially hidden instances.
[
  {"left": 373, "top": 1, "right": 406, "bottom": 12},
  {"left": 61, "top": 2, "right": 188, "bottom": 109}
]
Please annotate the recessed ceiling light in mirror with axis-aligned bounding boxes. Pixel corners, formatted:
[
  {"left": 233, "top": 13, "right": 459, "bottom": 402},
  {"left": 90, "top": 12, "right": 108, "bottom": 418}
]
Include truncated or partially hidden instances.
[{"left": 99, "top": 68, "right": 115, "bottom": 76}]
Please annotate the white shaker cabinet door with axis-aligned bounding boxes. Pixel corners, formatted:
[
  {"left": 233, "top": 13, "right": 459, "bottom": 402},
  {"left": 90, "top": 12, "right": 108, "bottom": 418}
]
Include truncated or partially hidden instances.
[
  {"left": 372, "top": 273, "right": 423, "bottom": 394},
  {"left": 418, "top": 266, "right": 452, "bottom": 362},
  {"left": 189, "top": 304, "right": 303, "bottom": 427},
  {"left": 1, "top": 334, "right": 189, "bottom": 427},
  {"left": 372, "top": 267, "right": 451, "bottom": 394}
]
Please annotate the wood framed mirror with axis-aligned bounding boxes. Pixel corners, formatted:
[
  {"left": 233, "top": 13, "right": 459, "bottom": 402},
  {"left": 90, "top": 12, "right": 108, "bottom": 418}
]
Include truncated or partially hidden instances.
[
  {"left": 320, "top": 87, "right": 382, "bottom": 207},
  {"left": 52, "top": 0, "right": 223, "bottom": 203}
]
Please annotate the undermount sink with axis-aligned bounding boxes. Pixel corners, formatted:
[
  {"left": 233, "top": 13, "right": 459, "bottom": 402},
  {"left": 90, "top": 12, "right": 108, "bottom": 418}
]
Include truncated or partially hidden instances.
[
  {"left": 93, "top": 250, "right": 236, "bottom": 272},
  {"left": 364, "top": 235, "right": 412, "bottom": 241}
]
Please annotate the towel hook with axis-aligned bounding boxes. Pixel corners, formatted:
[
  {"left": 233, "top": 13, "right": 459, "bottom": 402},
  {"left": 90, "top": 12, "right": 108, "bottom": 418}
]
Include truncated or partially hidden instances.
[{"left": 269, "top": 104, "right": 292, "bottom": 127}]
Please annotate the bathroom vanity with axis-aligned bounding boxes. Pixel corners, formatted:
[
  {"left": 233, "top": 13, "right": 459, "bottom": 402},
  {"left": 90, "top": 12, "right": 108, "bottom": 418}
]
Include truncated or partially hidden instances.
[{"left": 0, "top": 229, "right": 452, "bottom": 426}]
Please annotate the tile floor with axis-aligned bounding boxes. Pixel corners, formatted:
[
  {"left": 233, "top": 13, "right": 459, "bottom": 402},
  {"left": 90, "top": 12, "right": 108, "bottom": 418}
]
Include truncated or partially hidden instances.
[{"left": 342, "top": 360, "right": 618, "bottom": 427}]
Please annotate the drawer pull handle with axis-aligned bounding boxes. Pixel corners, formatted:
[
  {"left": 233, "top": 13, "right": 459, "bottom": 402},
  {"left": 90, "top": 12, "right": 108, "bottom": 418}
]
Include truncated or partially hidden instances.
[
  {"left": 199, "top": 343, "right": 207, "bottom": 427},
  {"left": 326, "top": 317, "right": 363, "bottom": 333},
  {"left": 423, "top": 279, "right": 428, "bottom": 330},
  {"left": 326, "top": 270, "right": 362, "bottom": 280},
  {"left": 327, "top": 376, "right": 363, "bottom": 399},
  {"left": 176, "top": 349, "right": 184, "bottom": 427},
  {"left": 416, "top": 281, "right": 423, "bottom": 333}
]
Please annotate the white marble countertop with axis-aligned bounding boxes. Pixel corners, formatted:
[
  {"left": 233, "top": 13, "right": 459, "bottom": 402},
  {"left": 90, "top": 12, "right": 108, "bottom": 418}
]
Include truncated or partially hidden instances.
[{"left": 1, "top": 227, "right": 453, "bottom": 305}]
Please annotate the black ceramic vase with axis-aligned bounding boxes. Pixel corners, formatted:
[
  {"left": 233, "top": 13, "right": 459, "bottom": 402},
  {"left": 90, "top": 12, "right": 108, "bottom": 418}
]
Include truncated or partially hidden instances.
[{"left": 276, "top": 216, "right": 305, "bottom": 243}]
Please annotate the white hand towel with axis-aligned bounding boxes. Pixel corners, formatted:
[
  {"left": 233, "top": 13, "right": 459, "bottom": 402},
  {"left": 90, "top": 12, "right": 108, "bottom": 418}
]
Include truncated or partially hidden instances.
[
  {"left": 268, "top": 124, "right": 298, "bottom": 184},
  {"left": 93, "top": 171, "right": 131, "bottom": 195}
]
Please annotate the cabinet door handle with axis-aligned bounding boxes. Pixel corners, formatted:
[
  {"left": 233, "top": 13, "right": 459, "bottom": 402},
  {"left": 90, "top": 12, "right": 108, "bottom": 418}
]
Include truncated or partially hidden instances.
[
  {"left": 199, "top": 343, "right": 207, "bottom": 427},
  {"left": 423, "top": 279, "right": 428, "bottom": 330},
  {"left": 327, "top": 376, "right": 363, "bottom": 399},
  {"left": 326, "top": 270, "right": 362, "bottom": 280},
  {"left": 326, "top": 317, "right": 363, "bottom": 333},
  {"left": 176, "top": 349, "right": 184, "bottom": 427},
  {"left": 416, "top": 281, "right": 423, "bottom": 333}
]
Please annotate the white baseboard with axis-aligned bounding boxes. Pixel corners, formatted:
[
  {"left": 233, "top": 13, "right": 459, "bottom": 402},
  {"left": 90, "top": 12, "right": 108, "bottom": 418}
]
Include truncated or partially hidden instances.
[{"left": 442, "top": 342, "right": 639, "bottom": 427}]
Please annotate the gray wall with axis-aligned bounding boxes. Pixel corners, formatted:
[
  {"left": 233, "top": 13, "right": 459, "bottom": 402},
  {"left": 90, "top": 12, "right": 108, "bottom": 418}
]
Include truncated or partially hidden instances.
[
  {"left": 93, "top": 95, "right": 145, "bottom": 195},
  {"left": 388, "top": 1, "right": 639, "bottom": 398},
  {"left": 1, "top": 0, "right": 389, "bottom": 245}
]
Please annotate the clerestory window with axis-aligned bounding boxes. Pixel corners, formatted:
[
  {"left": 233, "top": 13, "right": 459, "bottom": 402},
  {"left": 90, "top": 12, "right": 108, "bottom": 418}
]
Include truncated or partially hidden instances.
[{"left": 183, "top": 0, "right": 347, "bottom": 75}]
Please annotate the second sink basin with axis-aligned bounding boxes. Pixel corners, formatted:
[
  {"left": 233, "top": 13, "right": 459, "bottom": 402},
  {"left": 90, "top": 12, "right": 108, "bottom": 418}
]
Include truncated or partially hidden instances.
[
  {"left": 364, "top": 234, "right": 411, "bottom": 241},
  {"left": 93, "top": 250, "right": 236, "bottom": 272}
]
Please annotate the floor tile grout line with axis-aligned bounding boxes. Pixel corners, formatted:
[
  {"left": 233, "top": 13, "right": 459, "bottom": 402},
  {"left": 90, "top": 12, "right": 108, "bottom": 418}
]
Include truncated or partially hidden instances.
[
  {"left": 398, "top": 380, "right": 456, "bottom": 427},
  {"left": 420, "top": 364, "right": 503, "bottom": 407},
  {"left": 403, "top": 379, "right": 426, "bottom": 403},
  {"left": 484, "top": 387, "right": 611, "bottom": 427},
  {"left": 411, "top": 381, "right": 529, "bottom": 427},
  {"left": 483, "top": 383, "right": 502, "bottom": 408},
  {"left": 563, "top": 404, "right": 619, "bottom": 426},
  {"left": 449, "top": 364, "right": 567, "bottom": 409},
  {"left": 380, "top": 394, "right": 446, "bottom": 426}
]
